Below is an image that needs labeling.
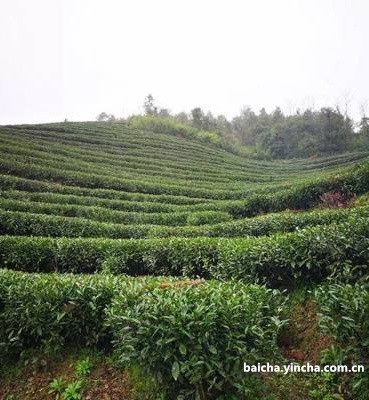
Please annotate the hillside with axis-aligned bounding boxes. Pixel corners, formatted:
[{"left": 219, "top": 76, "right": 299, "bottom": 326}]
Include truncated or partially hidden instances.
[{"left": 1, "top": 121, "right": 369, "bottom": 399}]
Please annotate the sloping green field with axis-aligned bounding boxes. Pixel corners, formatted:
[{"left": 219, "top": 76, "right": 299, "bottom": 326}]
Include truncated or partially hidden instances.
[{"left": 1, "top": 122, "right": 369, "bottom": 399}]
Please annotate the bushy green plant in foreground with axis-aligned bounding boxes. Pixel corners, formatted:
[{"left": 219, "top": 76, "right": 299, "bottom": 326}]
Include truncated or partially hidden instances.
[
  {"left": 315, "top": 284, "right": 369, "bottom": 399},
  {"left": 0, "top": 270, "right": 286, "bottom": 398},
  {"left": 0, "top": 271, "right": 118, "bottom": 359},
  {"left": 109, "top": 281, "right": 287, "bottom": 398}
]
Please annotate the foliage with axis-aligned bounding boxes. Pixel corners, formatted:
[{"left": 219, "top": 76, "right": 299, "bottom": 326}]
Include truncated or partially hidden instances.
[
  {"left": 107, "top": 281, "right": 286, "bottom": 398},
  {"left": 1, "top": 120, "right": 369, "bottom": 398},
  {"left": 0, "top": 271, "right": 119, "bottom": 358},
  {"left": 49, "top": 377, "right": 67, "bottom": 399},
  {"left": 128, "top": 101, "right": 369, "bottom": 159},
  {"left": 231, "top": 106, "right": 356, "bottom": 159},
  {"left": 319, "top": 192, "right": 346, "bottom": 208},
  {"left": 75, "top": 357, "right": 93, "bottom": 378},
  {"left": 1, "top": 213, "right": 369, "bottom": 287},
  {"left": 229, "top": 160, "right": 369, "bottom": 217},
  {"left": 0, "top": 271, "right": 287, "bottom": 398},
  {"left": 315, "top": 284, "right": 369, "bottom": 399},
  {"left": 129, "top": 115, "right": 221, "bottom": 146}
]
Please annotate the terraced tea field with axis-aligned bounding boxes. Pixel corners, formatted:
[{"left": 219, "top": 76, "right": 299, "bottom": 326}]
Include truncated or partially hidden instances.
[{"left": 1, "top": 121, "right": 369, "bottom": 399}]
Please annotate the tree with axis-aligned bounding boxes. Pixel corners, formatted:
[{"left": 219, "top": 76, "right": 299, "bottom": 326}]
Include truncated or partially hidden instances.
[
  {"left": 96, "top": 112, "right": 115, "bottom": 122},
  {"left": 272, "top": 107, "right": 284, "bottom": 123},
  {"left": 191, "top": 107, "right": 205, "bottom": 129},
  {"left": 359, "top": 117, "right": 369, "bottom": 136},
  {"left": 143, "top": 94, "right": 157, "bottom": 116},
  {"left": 318, "top": 107, "right": 352, "bottom": 154},
  {"left": 158, "top": 108, "right": 170, "bottom": 117},
  {"left": 174, "top": 112, "right": 189, "bottom": 124}
]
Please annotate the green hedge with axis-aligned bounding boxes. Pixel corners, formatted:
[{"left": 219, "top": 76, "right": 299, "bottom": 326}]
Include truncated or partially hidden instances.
[
  {"left": 0, "top": 133, "right": 269, "bottom": 185},
  {"left": 0, "top": 271, "right": 120, "bottom": 359},
  {"left": 0, "top": 199, "right": 231, "bottom": 227},
  {"left": 315, "top": 284, "right": 369, "bottom": 399},
  {"left": 1, "top": 204, "right": 369, "bottom": 240},
  {"left": 0, "top": 141, "right": 252, "bottom": 193},
  {"left": 0, "top": 270, "right": 285, "bottom": 398},
  {"left": 3, "top": 158, "right": 369, "bottom": 218},
  {"left": 3, "top": 153, "right": 368, "bottom": 203},
  {"left": 0, "top": 157, "right": 243, "bottom": 200},
  {"left": 107, "top": 280, "right": 286, "bottom": 398},
  {"left": 0, "top": 174, "right": 212, "bottom": 206},
  {"left": 229, "top": 161, "right": 369, "bottom": 217},
  {"left": 149, "top": 205, "right": 369, "bottom": 238},
  {"left": 0, "top": 210, "right": 153, "bottom": 239},
  {"left": 1, "top": 215, "right": 368, "bottom": 287}
]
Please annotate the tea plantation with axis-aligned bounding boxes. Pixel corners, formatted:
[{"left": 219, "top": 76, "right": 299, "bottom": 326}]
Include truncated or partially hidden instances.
[{"left": 1, "top": 121, "right": 369, "bottom": 399}]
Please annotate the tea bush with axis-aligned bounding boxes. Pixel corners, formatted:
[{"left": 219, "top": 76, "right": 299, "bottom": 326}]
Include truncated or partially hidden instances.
[
  {"left": 315, "top": 284, "right": 369, "bottom": 399},
  {"left": 107, "top": 280, "right": 287, "bottom": 398},
  {"left": 150, "top": 205, "right": 369, "bottom": 238},
  {"left": 1, "top": 215, "right": 368, "bottom": 286},
  {"left": 1, "top": 203, "right": 369, "bottom": 240},
  {"left": 0, "top": 271, "right": 178, "bottom": 359},
  {"left": 0, "top": 199, "right": 232, "bottom": 227},
  {"left": 0, "top": 271, "right": 119, "bottom": 358},
  {"left": 229, "top": 161, "right": 369, "bottom": 217},
  {"left": 0, "top": 269, "right": 287, "bottom": 399}
]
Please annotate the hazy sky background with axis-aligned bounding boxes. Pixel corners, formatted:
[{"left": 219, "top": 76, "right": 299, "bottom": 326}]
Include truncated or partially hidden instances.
[{"left": 0, "top": 0, "right": 368, "bottom": 124}]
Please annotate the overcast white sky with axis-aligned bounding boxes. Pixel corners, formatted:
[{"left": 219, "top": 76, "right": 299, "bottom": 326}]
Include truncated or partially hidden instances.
[{"left": 0, "top": 0, "right": 368, "bottom": 124}]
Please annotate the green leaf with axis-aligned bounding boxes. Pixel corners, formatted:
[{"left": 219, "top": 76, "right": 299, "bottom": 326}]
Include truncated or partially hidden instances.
[
  {"left": 179, "top": 343, "right": 187, "bottom": 355},
  {"left": 172, "top": 361, "right": 180, "bottom": 381}
]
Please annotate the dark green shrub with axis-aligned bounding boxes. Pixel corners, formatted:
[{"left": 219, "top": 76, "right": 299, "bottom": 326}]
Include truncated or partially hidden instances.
[
  {"left": 0, "top": 197, "right": 234, "bottom": 227},
  {"left": 215, "top": 218, "right": 369, "bottom": 287},
  {"left": 315, "top": 284, "right": 369, "bottom": 399},
  {"left": 107, "top": 281, "right": 286, "bottom": 398},
  {"left": 1, "top": 214, "right": 369, "bottom": 287},
  {"left": 0, "top": 271, "right": 120, "bottom": 358},
  {"left": 0, "top": 236, "right": 57, "bottom": 272},
  {"left": 230, "top": 161, "right": 369, "bottom": 217},
  {"left": 185, "top": 211, "right": 231, "bottom": 225}
]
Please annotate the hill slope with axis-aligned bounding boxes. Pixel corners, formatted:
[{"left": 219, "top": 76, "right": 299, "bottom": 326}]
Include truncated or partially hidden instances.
[{"left": 1, "top": 121, "right": 369, "bottom": 399}]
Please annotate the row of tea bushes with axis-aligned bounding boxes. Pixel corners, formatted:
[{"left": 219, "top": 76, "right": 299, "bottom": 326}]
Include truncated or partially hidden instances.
[
  {"left": 2, "top": 151, "right": 368, "bottom": 203},
  {"left": 1, "top": 216, "right": 368, "bottom": 287},
  {"left": 0, "top": 210, "right": 230, "bottom": 238},
  {"left": 1, "top": 204, "right": 369, "bottom": 239},
  {"left": 230, "top": 161, "right": 369, "bottom": 217},
  {"left": 0, "top": 133, "right": 260, "bottom": 185},
  {"left": 149, "top": 205, "right": 369, "bottom": 238},
  {"left": 0, "top": 189, "right": 184, "bottom": 213},
  {"left": 0, "top": 174, "right": 214, "bottom": 206},
  {"left": 0, "top": 157, "right": 247, "bottom": 200},
  {"left": 0, "top": 210, "right": 154, "bottom": 239},
  {"left": 0, "top": 141, "right": 255, "bottom": 193},
  {"left": 315, "top": 284, "right": 369, "bottom": 399},
  {"left": 4, "top": 159, "right": 369, "bottom": 219},
  {"left": 108, "top": 279, "right": 286, "bottom": 398},
  {"left": 0, "top": 270, "right": 286, "bottom": 398},
  {"left": 0, "top": 199, "right": 232, "bottom": 227},
  {"left": 9, "top": 123, "right": 368, "bottom": 174},
  {"left": 1, "top": 132, "right": 281, "bottom": 188}
]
